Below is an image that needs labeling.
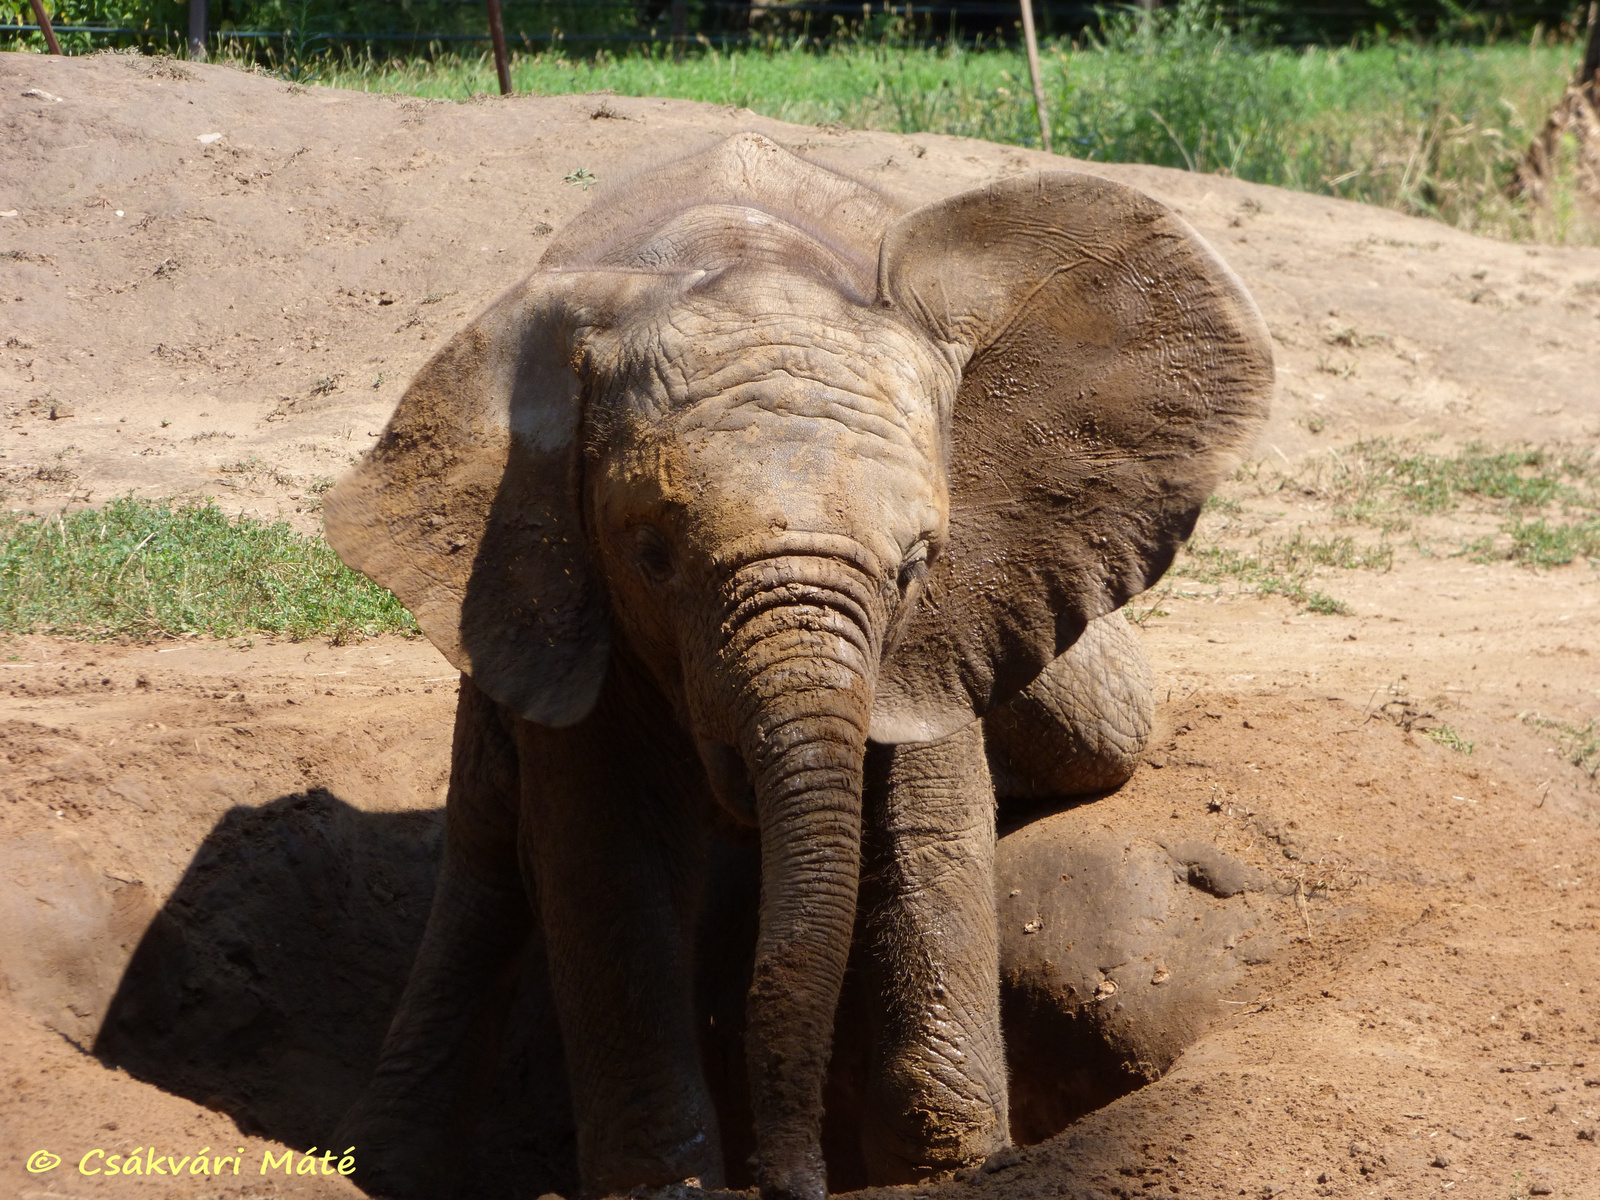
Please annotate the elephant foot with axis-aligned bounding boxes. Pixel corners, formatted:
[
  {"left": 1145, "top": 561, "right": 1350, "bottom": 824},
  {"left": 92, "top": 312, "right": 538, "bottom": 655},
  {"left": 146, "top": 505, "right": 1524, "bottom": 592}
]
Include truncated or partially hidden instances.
[
  {"left": 333, "top": 1094, "right": 459, "bottom": 1200},
  {"left": 622, "top": 1176, "right": 731, "bottom": 1200},
  {"left": 749, "top": 1136, "right": 828, "bottom": 1200},
  {"left": 859, "top": 1055, "right": 1008, "bottom": 1186}
]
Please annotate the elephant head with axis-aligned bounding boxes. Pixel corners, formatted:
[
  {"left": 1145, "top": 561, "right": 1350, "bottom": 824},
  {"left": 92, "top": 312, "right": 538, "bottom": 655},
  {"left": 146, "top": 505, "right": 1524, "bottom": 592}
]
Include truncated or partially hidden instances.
[{"left": 325, "top": 133, "right": 1272, "bottom": 1199}]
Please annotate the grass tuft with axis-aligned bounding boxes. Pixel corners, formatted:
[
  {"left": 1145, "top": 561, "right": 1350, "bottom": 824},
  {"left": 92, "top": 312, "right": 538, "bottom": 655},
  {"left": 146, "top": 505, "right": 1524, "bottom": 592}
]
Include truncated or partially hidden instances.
[
  {"left": 0, "top": 497, "right": 417, "bottom": 642},
  {"left": 1171, "top": 438, "right": 1600, "bottom": 614},
  {"left": 1330, "top": 441, "right": 1597, "bottom": 520},
  {"left": 1475, "top": 516, "right": 1600, "bottom": 567},
  {"left": 1240, "top": 440, "right": 1600, "bottom": 567},
  {"left": 1518, "top": 712, "right": 1600, "bottom": 779},
  {"left": 1425, "top": 724, "right": 1475, "bottom": 754}
]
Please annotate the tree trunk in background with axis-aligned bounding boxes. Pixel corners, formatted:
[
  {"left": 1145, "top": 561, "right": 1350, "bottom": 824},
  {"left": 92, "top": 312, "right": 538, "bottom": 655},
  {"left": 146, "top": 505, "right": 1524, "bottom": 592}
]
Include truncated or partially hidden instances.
[{"left": 1507, "top": 4, "right": 1600, "bottom": 237}]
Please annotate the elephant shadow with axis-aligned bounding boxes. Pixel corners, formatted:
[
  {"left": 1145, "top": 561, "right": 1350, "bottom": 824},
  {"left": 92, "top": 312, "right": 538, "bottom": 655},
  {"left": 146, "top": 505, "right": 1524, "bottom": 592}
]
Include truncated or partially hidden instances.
[{"left": 93, "top": 788, "right": 578, "bottom": 1200}]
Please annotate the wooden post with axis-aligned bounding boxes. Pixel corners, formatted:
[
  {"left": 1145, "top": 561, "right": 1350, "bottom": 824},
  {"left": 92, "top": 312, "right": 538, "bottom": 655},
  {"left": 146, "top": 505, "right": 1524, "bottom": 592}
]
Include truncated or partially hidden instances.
[
  {"left": 28, "top": 0, "right": 62, "bottom": 54},
  {"left": 671, "top": 0, "right": 688, "bottom": 61},
  {"left": 1582, "top": 1, "right": 1599, "bottom": 91},
  {"left": 487, "top": 0, "right": 512, "bottom": 95},
  {"left": 1019, "top": 0, "right": 1052, "bottom": 153}
]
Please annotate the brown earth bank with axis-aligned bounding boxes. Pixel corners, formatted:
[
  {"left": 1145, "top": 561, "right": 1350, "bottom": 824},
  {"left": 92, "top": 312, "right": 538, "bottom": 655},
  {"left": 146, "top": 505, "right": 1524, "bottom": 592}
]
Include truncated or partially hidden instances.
[{"left": 2, "top": 49, "right": 1598, "bottom": 1200}]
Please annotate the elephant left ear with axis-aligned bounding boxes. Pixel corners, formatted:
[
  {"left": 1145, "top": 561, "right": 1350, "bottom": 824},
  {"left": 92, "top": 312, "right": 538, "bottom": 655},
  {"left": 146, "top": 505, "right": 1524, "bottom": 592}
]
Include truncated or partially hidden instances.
[{"left": 870, "top": 172, "right": 1274, "bottom": 744}]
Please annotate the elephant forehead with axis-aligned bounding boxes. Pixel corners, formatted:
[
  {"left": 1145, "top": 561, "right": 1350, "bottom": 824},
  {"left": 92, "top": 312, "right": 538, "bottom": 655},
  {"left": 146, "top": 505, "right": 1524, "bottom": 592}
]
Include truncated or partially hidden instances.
[
  {"left": 680, "top": 414, "right": 936, "bottom": 488},
  {"left": 680, "top": 367, "right": 930, "bottom": 449},
  {"left": 619, "top": 204, "right": 874, "bottom": 300},
  {"left": 605, "top": 291, "right": 954, "bottom": 442}
]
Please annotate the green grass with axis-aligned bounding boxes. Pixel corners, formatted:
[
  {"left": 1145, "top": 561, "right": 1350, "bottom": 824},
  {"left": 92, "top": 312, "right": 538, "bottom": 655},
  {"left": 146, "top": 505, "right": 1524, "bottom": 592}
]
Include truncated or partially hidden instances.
[
  {"left": 1330, "top": 441, "right": 1600, "bottom": 565},
  {"left": 0, "top": 497, "right": 416, "bottom": 642},
  {"left": 267, "top": 0, "right": 1596, "bottom": 243},
  {"left": 8, "top": 5, "right": 1593, "bottom": 240},
  {"left": 1328, "top": 441, "right": 1599, "bottom": 522},
  {"left": 1172, "top": 521, "right": 1399, "bottom": 614},
  {"left": 1245, "top": 438, "right": 1600, "bottom": 563},
  {"left": 1171, "top": 439, "right": 1600, "bottom": 614}
]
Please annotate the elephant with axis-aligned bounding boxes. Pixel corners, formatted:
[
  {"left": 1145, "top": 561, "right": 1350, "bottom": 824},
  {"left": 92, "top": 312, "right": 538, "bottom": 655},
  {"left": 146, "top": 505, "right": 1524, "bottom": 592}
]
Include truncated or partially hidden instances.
[{"left": 323, "top": 132, "right": 1272, "bottom": 1200}]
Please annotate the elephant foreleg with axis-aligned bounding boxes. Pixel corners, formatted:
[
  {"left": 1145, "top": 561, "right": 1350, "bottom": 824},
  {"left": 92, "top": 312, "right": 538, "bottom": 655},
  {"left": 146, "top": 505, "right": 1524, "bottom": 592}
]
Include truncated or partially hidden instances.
[
  {"left": 519, "top": 673, "right": 724, "bottom": 1196},
  {"left": 983, "top": 610, "right": 1154, "bottom": 799},
  {"left": 335, "top": 675, "right": 529, "bottom": 1200},
  {"left": 858, "top": 721, "right": 1008, "bottom": 1182}
]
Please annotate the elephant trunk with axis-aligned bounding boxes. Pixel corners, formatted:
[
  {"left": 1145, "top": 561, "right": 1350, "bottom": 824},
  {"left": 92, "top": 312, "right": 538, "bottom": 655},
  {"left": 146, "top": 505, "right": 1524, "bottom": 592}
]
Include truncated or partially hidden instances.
[{"left": 715, "top": 555, "right": 883, "bottom": 1200}]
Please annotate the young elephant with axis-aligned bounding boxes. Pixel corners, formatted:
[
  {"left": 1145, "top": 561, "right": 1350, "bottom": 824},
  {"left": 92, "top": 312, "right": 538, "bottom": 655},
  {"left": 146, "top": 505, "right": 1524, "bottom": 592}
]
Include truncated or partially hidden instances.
[{"left": 325, "top": 133, "right": 1272, "bottom": 1200}]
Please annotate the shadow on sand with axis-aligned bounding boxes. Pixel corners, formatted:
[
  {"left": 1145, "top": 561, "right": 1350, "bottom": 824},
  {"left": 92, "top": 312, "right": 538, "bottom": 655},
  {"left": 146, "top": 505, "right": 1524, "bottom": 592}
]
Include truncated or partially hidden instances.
[{"left": 93, "top": 788, "right": 577, "bottom": 1199}]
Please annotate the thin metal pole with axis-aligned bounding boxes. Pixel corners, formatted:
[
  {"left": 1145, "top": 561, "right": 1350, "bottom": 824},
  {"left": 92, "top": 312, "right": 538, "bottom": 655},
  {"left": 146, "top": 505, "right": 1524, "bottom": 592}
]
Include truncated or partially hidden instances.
[
  {"left": 487, "top": 0, "right": 512, "bottom": 95},
  {"left": 188, "top": 0, "right": 206, "bottom": 59},
  {"left": 1019, "top": 0, "right": 1051, "bottom": 154},
  {"left": 28, "top": 0, "right": 62, "bottom": 54}
]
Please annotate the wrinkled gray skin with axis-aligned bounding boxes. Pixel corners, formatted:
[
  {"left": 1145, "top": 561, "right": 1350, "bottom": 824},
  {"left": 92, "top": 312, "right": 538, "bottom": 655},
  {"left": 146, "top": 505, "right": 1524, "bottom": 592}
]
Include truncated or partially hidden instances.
[{"left": 324, "top": 134, "right": 1272, "bottom": 1200}]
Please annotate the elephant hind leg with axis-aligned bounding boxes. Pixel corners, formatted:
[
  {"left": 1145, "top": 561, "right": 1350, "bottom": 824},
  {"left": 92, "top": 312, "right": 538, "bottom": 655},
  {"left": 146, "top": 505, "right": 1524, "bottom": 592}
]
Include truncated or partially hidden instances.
[{"left": 983, "top": 610, "right": 1154, "bottom": 800}]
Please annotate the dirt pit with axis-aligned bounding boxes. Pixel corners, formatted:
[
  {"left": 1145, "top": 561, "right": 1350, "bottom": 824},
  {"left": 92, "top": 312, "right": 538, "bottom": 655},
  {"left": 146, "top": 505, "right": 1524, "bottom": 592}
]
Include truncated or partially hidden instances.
[{"left": 2, "top": 49, "right": 1599, "bottom": 1200}]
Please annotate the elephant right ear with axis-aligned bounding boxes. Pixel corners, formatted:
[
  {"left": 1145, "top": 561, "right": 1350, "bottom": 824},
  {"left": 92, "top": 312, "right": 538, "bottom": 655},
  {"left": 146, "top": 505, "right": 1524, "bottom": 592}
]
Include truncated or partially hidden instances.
[
  {"left": 870, "top": 172, "right": 1274, "bottom": 744},
  {"left": 324, "top": 270, "right": 687, "bottom": 727}
]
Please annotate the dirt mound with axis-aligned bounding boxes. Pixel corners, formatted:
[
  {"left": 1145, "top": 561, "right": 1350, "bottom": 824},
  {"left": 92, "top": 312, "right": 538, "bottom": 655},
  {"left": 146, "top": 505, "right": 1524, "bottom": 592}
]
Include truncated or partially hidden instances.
[
  {"left": 4, "top": 50, "right": 1599, "bottom": 527},
  {"left": 2, "top": 50, "right": 1599, "bottom": 1200}
]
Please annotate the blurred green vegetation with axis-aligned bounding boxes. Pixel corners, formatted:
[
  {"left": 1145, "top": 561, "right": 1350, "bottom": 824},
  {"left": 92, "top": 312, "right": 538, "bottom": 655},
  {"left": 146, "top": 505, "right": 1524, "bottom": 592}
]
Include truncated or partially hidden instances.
[
  {"left": 293, "top": 2, "right": 1591, "bottom": 242},
  {"left": 0, "top": 0, "right": 628, "bottom": 40},
  {"left": 4, "top": 1, "right": 1593, "bottom": 242},
  {"left": 5, "top": 0, "right": 1590, "bottom": 42}
]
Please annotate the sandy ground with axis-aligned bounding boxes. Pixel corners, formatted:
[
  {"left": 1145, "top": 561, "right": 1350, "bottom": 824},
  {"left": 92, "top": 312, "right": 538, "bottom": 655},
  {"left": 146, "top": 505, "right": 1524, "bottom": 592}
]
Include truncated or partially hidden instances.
[{"left": 2, "top": 49, "right": 1599, "bottom": 1200}]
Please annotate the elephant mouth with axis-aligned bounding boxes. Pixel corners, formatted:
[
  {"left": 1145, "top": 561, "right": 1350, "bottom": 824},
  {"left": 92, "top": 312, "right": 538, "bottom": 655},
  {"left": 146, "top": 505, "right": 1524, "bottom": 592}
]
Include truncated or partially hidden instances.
[{"left": 698, "top": 736, "right": 757, "bottom": 825}]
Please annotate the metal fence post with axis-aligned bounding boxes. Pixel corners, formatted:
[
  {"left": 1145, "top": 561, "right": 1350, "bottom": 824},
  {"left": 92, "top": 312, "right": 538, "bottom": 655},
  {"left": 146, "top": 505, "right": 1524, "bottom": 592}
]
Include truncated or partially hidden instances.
[
  {"left": 29, "top": 0, "right": 63, "bottom": 54},
  {"left": 487, "top": 0, "right": 512, "bottom": 94},
  {"left": 1019, "top": 0, "right": 1051, "bottom": 153}
]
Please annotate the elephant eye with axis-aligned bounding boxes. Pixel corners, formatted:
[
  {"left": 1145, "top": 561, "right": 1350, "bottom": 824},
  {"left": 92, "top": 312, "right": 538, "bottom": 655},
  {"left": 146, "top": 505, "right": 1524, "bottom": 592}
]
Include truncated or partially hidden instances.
[
  {"left": 897, "top": 539, "right": 930, "bottom": 596},
  {"left": 633, "top": 524, "right": 674, "bottom": 584}
]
